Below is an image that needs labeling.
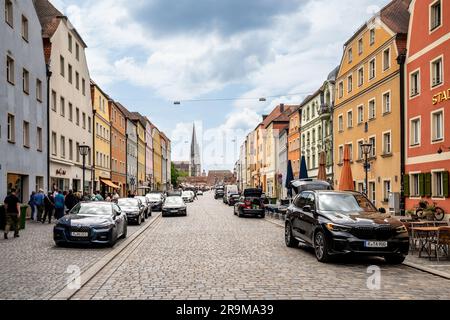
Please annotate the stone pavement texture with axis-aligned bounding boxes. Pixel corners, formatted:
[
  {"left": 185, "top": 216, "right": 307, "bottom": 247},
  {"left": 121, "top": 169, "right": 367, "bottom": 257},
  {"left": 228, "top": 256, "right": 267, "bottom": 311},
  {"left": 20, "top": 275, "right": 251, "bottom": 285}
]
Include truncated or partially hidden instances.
[
  {"left": 71, "top": 193, "right": 450, "bottom": 300},
  {"left": 0, "top": 215, "right": 155, "bottom": 300}
]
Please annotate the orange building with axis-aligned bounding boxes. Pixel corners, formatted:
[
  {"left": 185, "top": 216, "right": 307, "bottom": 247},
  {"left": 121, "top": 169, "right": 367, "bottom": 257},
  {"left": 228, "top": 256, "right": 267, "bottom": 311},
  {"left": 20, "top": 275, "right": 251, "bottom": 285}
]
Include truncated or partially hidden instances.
[{"left": 288, "top": 107, "right": 301, "bottom": 178}]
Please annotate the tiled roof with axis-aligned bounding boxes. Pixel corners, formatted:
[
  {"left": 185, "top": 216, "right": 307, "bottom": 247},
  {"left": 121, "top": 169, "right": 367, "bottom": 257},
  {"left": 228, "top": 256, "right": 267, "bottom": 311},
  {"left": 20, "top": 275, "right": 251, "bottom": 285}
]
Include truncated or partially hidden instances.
[
  {"left": 263, "top": 105, "right": 298, "bottom": 128},
  {"left": 380, "top": 0, "right": 411, "bottom": 35},
  {"left": 115, "top": 102, "right": 132, "bottom": 118},
  {"left": 33, "top": 0, "right": 62, "bottom": 38}
]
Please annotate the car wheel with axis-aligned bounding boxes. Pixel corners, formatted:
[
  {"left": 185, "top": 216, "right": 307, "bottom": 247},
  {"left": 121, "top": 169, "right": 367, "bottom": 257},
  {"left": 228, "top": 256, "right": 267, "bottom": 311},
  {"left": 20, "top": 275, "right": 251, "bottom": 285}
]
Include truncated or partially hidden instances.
[
  {"left": 384, "top": 255, "right": 406, "bottom": 265},
  {"left": 121, "top": 221, "right": 128, "bottom": 239},
  {"left": 260, "top": 213, "right": 265, "bottom": 219},
  {"left": 137, "top": 215, "right": 142, "bottom": 225},
  {"left": 108, "top": 230, "right": 118, "bottom": 247},
  {"left": 234, "top": 208, "right": 237, "bottom": 216},
  {"left": 285, "top": 222, "right": 299, "bottom": 248},
  {"left": 314, "top": 230, "right": 331, "bottom": 263},
  {"left": 238, "top": 209, "right": 243, "bottom": 218}
]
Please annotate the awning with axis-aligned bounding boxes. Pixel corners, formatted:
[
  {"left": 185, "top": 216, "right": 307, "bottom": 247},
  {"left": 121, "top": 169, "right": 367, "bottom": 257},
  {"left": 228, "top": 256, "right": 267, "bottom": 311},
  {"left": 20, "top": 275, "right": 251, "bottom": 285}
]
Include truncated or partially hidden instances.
[{"left": 101, "top": 179, "right": 120, "bottom": 189}]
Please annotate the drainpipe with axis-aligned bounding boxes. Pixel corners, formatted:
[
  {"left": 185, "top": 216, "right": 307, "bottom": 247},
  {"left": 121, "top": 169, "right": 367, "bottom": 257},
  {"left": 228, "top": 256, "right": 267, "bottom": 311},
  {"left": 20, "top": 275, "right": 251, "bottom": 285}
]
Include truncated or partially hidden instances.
[
  {"left": 92, "top": 109, "right": 97, "bottom": 194},
  {"left": 46, "top": 63, "right": 52, "bottom": 192},
  {"left": 397, "top": 51, "right": 407, "bottom": 216}
]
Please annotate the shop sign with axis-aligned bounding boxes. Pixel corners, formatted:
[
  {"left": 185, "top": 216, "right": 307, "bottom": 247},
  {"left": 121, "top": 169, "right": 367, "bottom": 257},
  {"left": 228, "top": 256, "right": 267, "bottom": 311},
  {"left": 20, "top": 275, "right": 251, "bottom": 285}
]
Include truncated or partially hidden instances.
[
  {"left": 56, "top": 169, "right": 66, "bottom": 175},
  {"left": 432, "top": 88, "right": 450, "bottom": 105}
]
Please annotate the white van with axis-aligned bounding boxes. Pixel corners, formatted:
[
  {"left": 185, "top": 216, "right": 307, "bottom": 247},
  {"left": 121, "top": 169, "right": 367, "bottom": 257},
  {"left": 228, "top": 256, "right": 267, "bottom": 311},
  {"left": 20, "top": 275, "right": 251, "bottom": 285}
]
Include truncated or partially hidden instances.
[{"left": 223, "top": 185, "right": 239, "bottom": 204}]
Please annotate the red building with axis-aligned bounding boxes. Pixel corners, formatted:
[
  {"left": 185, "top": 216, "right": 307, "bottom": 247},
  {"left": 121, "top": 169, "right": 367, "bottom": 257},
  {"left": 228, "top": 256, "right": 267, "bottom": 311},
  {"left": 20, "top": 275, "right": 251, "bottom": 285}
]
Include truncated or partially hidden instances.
[{"left": 405, "top": 0, "right": 450, "bottom": 217}]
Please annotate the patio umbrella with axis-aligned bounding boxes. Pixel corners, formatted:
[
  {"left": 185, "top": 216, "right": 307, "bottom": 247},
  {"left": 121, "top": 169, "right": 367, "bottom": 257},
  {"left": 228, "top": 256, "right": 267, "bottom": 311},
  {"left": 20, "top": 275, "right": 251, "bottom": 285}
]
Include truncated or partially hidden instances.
[
  {"left": 317, "top": 151, "right": 327, "bottom": 181},
  {"left": 338, "top": 144, "right": 354, "bottom": 191},
  {"left": 299, "top": 156, "right": 309, "bottom": 179},
  {"left": 285, "top": 160, "right": 294, "bottom": 198}
]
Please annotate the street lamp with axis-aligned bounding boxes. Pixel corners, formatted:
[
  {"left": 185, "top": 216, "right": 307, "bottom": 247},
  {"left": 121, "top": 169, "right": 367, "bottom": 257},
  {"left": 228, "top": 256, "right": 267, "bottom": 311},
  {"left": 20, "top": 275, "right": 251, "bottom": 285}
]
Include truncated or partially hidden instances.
[
  {"left": 361, "top": 142, "right": 373, "bottom": 196},
  {"left": 78, "top": 144, "right": 91, "bottom": 195}
]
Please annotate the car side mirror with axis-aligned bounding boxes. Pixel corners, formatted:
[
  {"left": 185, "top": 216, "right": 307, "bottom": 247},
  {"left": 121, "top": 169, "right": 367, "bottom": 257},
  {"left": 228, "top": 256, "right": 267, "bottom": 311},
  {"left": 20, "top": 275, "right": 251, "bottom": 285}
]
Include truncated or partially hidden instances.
[
  {"left": 379, "top": 208, "right": 386, "bottom": 214},
  {"left": 303, "top": 205, "right": 312, "bottom": 213}
]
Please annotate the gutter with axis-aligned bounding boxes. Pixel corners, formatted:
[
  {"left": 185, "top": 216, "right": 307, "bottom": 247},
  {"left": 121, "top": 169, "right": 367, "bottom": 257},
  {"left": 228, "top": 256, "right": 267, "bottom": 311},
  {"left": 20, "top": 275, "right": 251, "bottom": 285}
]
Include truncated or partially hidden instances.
[
  {"left": 397, "top": 51, "right": 407, "bottom": 215},
  {"left": 46, "top": 63, "right": 52, "bottom": 191}
]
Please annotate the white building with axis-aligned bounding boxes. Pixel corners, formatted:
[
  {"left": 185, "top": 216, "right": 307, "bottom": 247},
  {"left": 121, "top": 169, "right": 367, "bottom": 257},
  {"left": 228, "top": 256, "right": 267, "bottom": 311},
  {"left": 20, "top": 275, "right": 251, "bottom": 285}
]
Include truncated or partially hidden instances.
[
  {"left": 35, "top": 0, "right": 93, "bottom": 193},
  {"left": 1, "top": 0, "right": 48, "bottom": 202},
  {"left": 278, "top": 129, "right": 288, "bottom": 200}
]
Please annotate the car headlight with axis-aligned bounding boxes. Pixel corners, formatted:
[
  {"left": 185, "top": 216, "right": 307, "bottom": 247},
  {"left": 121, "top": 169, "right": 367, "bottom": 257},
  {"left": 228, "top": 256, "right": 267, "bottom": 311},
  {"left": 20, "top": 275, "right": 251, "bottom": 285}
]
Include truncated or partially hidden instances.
[
  {"left": 396, "top": 225, "right": 408, "bottom": 234},
  {"left": 325, "top": 223, "right": 352, "bottom": 232},
  {"left": 93, "top": 224, "right": 113, "bottom": 230}
]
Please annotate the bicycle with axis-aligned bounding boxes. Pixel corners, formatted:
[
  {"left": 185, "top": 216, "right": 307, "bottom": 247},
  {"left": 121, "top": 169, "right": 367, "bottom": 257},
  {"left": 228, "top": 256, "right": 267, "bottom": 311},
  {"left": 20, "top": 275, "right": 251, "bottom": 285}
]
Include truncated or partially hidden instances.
[{"left": 415, "top": 200, "right": 446, "bottom": 221}]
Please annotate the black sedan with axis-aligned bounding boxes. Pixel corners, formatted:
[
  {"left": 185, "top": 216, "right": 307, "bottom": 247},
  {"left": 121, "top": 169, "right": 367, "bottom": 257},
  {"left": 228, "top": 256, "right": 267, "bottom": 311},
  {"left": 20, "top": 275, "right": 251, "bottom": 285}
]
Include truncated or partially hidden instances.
[
  {"left": 227, "top": 194, "right": 240, "bottom": 206},
  {"left": 135, "top": 196, "right": 152, "bottom": 218},
  {"left": 117, "top": 198, "right": 146, "bottom": 225},
  {"left": 285, "top": 190, "right": 409, "bottom": 264},
  {"left": 146, "top": 193, "right": 164, "bottom": 212},
  {"left": 54, "top": 202, "right": 127, "bottom": 247},
  {"left": 162, "top": 196, "right": 187, "bottom": 217},
  {"left": 234, "top": 188, "right": 265, "bottom": 218}
]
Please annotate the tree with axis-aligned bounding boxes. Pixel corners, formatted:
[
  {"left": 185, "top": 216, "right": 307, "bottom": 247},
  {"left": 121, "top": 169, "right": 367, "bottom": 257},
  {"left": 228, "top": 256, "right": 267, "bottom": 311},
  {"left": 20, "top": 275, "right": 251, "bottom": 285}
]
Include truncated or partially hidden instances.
[{"left": 171, "top": 162, "right": 188, "bottom": 188}]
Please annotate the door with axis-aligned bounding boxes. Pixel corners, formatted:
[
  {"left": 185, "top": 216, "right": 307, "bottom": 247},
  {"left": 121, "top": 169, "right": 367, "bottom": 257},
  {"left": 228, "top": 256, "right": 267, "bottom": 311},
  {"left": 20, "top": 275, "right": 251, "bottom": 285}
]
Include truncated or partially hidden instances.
[
  {"left": 302, "top": 193, "right": 317, "bottom": 244},
  {"left": 113, "top": 204, "right": 125, "bottom": 235},
  {"left": 290, "top": 192, "right": 307, "bottom": 239}
]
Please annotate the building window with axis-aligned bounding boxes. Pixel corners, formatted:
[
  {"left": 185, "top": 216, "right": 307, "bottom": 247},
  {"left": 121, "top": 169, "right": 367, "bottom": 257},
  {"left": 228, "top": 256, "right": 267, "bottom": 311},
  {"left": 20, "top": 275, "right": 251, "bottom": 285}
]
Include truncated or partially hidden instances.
[
  {"left": 60, "top": 56, "right": 65, "bottom": 77},
  {"left": 383, "top": 181, "right": 391, "bottom": 202},
  {"left": 76, "top": 43, "right": 80, "bottom": 61},
  {"left": 75, "top": 72, "right": 79, "bottom": 90},
  {"left": 410, "top": 70, "right": 420, "bottom": 97},
  {"left": 369, "top": 136, "right": 376, "bottom": 157},
  {"left": 358, "top": 140, "right": 364, "bottom": 160},
  {"left": 7, "top": 114, "right": 15, "bottom": 143},
  {"left": 432, "top": 171, "right": 444, "bottom": 197},
  {"left": 347, "top": 75, "right": 353, "bottom": 93},
  {"left": 6, "top": 55, "right": 14, "bottom": 84},
  {"left": 358, "top": 38, "right": 363, "bottom": 55},
  {"left": 68, "top": 33, "right": 73, "bottom": 53},
  {"left": 60, "top": 136, "right": 65, "bottom": 159},
  {"left": 383, "top": 91, "right": 391, "bottom": 114},
  {"left": 347, "top": 110, "right": 353, "bottom": 128},
  {"left": 383, "top": 132, "right": 392, "bottom": 155},
  {"left": 37, "top": 127, "right": 42, "bottom": 151},
  {"left": 410, "top": 118, "right": 421, "bottom": 146},
  {"left": 338, "top": 115, "right": 344, "bottom": 132},
  {"left": 51, "top": 91, "right": 57, "bottom": 111},
  {"left": 338, "top": 145, "right": 344, "bottom": 164},
  {"left": 369, "top": 59, "right": 376, "bottom": 80},
  {"left": 82, "top": 112, "right": 86, "bottom": 129},
  {"left": 69, "top": 139, "right": 73, "bottom": 161},
  {"left": 430, "top": 0, "right": 442, "bottom": 31},
  {"left": 383, "top": 48, "right": 391, "bottom": 70},
  {"left": 348, "top": 143, "right": 353, "bottom": 162},
  {"left": 5, "top": 0, "right": 13, "bottom": 27},
  {"left": 60, "top": 97, "right": 65, "bottom": 117},
  {"left": 68, "top": 103, "right": 73, "bottom": 121},
  {"left": 338, "top": 81, "right": 343, "bottom": 98},
  {"left": 68, "top": 64, "right": 73, "bottom": 84},
  {"left": 82, "top": 78, "right": 86, "bottom": 95},
  {"left": 369, "top": 182, "right": 376, "bottom": 205},
  {"left": 23, "top": 121, "right": 29, "bottom": 148},
  {"left": 88, "top": 117, "right": 91, "bottom": 133},
  {"left": 411, "top": 174, "right": 420, "bottom": 197},
  {"left": 431, "top": 110, "right": 444, "bottom": 142},
  {"left": 76, "top": 108, "right": 80, "bottom": 126},
  {"left": 358, "top": 67, "right": 364, "bottom": 87},
  {"left": 36, "top": 79, "right": 42, "bottom": 101},
  {"left": 21, "top": 15, "right": 28, "bottom": 41},
  {"left": 348, "top": 48, "right": 353, "bottom": 63},
  {"left": 431, "top": 57, "right": 443, "bottom": 87},
  {"left": 22, "top": 68, "right": 29, "bottom": 94},
  {"left": 357, "top": 105, "right": 364, "bottom": 124},
  {"left": 76, "top": 142, "right": 80, "bottom": 162},
  {"left": 51, "top": 132, "right": 57, "bottom": 156},
  {"left": 369, "top": 99, "right": 376, "bottom": 120},
  {"left": 370, "top": 29, "right": 375, "bottom": 45}
]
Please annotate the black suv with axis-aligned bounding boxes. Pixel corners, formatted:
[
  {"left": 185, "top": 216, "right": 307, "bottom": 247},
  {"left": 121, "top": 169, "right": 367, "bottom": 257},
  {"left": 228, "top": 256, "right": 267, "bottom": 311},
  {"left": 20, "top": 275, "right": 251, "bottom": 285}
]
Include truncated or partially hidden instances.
[
  {"left": 214, "top": 187, "right": 225, "bottom": 199},
  {"left": 285, "top": 190, "right": 409, "bottom": 264}
]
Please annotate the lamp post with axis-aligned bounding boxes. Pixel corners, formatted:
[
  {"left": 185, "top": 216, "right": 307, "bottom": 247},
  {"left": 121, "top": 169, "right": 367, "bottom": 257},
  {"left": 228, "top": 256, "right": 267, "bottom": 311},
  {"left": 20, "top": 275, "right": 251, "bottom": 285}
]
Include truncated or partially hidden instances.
[
  {"left": 361, "top": 142, "right": 373, "bottom": 196},
  {"left": 78, "top": 144, "right": 91, "bottom": 195}
]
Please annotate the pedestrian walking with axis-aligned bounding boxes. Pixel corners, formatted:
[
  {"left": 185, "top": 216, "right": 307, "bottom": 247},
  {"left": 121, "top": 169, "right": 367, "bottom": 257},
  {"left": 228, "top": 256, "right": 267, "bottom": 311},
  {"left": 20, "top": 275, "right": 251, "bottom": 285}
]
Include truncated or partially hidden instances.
[
  {"left": 113, "top": 192, "right": 120, "bottom": 201},
  {"left": 94, "top": 191, "right": 104, "bottom": 201},
  {"left": 3, "top": 189, "right": 21, "bottom": 239},
  {"left": 65, "top": 190, "right": 79, "bottom": 213},
  {"left": 28, "top": 191, "right": 36, "bottom": 221},
  {"left": 42, "top": 192, "right": 55, "bottom": 224},
  {"left": 34, "top": 189, "right": 45, "bottom": 222},
  {"left": 54, "top": 191, "right": 65, "bottom": 220}
]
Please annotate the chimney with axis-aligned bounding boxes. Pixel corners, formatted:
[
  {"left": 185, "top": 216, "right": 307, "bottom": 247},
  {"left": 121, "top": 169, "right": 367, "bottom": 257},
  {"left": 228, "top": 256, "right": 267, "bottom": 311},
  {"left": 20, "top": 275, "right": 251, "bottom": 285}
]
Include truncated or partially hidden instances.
[
  {"left": 280, "top": 103, "right": 285, "bottom": 113},
  {"left": 262, "top": 115, "right": 268, "bottom": 121}
]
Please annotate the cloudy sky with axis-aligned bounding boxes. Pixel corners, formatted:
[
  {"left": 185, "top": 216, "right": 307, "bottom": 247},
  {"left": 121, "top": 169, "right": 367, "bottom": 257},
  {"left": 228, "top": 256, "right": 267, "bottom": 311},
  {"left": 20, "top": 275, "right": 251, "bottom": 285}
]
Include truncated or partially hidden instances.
[{"left": 52, "top": 0, "right": 388, "bottom": 171}]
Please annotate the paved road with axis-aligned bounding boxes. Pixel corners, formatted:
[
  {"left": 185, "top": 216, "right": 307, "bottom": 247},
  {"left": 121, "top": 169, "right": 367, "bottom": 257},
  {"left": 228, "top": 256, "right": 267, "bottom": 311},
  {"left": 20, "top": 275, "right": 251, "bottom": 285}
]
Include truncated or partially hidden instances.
[{"left": 70, "top": 193, "right": 450, "bottom": 300}]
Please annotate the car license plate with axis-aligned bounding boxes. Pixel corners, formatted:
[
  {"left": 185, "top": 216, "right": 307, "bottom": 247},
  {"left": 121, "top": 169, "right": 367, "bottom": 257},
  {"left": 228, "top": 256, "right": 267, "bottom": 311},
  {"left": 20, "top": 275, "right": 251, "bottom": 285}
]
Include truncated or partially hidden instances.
[
  {"left": 365, "top": 241, "right": 388, "bottom": 248},
  {"left": 171, "top": 210, "right": 178, "bottom": 213},
  {"left": 71, "top": 232, "right": 88, "bottom": 237}
]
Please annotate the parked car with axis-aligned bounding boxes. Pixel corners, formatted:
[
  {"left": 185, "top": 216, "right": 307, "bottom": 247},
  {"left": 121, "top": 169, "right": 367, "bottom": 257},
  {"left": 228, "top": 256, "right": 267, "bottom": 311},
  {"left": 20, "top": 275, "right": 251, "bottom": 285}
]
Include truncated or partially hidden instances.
[
  {"left": 146, "top": 193, "right": 164, "bottom": 212},
  {"left": 162, "top": 196, "right": 187, "bottom": 217},
  {"left": 135, "top": 196, "right": 152, "bottom": 218},
  {"left": 54, "top": 202, "right": 127, "bottom": 247},
  {"left": 234, "top": 188, "right": 266, "bottom": 218},
  {"left": 117, "top": 198, "right": 146, "bottom": 225},
  {"left": 182, "top": 191, "right": 194, "bottom": 203},
  {"left": 223, "top": 185, "right": 239, "bottom": 204},
  {"left": 215, "top": 186, "right": 225, "bottom": 199},
  {"left": 197, "top": 190, "right": 203, "bottom": 196},
  {"left": 167, "top": 190, "right": 182, "bottom": 197},
  {"left": 227, "top": 193, "right": 240, "bottom": 206},
  {"left": 290, "top": 179, "right": 333, "bottom": 195},
  {"left": 285, "top": 190, "right": 409, "bottom": 264}
]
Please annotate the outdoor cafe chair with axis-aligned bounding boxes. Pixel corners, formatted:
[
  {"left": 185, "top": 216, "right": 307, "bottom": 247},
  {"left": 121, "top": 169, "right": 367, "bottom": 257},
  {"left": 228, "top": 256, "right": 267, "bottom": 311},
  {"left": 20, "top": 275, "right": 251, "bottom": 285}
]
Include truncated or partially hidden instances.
[{"left": 432, "top": 227, "right": 450, "bottom": 262}]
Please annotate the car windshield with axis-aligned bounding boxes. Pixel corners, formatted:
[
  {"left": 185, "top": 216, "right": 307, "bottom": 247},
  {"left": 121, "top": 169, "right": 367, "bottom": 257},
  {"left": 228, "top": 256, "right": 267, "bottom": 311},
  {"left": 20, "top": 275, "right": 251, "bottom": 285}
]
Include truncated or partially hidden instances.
[
  {"left": 165, "top": 197, "right": 184, "bottom": 205},
  {"left": 71, "top": 203, "right": 111, "bottom": 216},
  {"left": 118, "top": 199, "right": 139, "bottom": 207},
  {"left": 136, "top": 197, "right": 146, "bottom": 202},
  {"left": 318, "top": 194, "right": 377, "bottom": 213},
  {"left": 147, "top": 194, "right": 161, "bottom": 201}
]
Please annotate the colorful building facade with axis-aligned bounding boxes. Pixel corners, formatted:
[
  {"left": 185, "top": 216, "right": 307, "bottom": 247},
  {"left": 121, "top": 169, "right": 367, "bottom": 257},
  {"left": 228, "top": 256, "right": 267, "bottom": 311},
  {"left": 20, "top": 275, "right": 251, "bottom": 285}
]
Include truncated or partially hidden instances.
[
  {"left": 288, "top": 107, "right": 301, "bottom": 178},
  {"left": 109, "top": 100, "right": 127, "bottom": 196}
]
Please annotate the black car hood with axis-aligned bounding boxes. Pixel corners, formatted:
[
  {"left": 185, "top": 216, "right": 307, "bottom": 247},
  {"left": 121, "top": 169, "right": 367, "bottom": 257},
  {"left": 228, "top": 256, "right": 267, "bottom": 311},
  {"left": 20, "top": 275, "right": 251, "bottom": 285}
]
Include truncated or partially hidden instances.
[
  {"left": 323, "top": 211, "right": 402, "bottom": 226},
  {"left": 62, "top": 214, "right": 112, "bottom": 226}
]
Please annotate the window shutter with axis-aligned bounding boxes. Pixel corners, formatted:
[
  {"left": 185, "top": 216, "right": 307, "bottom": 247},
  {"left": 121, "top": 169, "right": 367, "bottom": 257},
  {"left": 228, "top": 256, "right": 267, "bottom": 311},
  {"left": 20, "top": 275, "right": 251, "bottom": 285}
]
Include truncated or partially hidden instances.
[
  {"left": 419, "top": 173, "right": 425, "bottom": 197},
  {"left": 443, "top": 171, "right": 449, "bottom": 198},
  {"left": 424, "top": 173, "right": 432, "bottom": 198},
  {"left": 403, "top": 175, "right": 410, "bottom": 197}
]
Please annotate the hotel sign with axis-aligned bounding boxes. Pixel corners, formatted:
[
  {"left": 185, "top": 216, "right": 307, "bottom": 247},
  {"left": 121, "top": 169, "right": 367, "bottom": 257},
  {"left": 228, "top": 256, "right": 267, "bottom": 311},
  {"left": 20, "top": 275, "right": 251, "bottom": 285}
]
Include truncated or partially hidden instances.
[{"left": 432, "top": 88, "right": 450, "bottom": 105}]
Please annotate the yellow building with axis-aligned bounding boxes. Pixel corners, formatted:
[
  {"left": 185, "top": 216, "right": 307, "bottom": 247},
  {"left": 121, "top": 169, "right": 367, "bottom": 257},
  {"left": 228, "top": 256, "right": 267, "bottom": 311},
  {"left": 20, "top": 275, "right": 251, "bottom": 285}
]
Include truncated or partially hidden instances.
[
  {"left": 91, "top": 81, "right": 112, "bottom": 193},
  {"left": 152, "top": 126, "right": 162, "bottom": 190},
  {"left": 130, "top": 113, "right": 146, "bottom": 194},
  {"left": 333, "top": 0, "right": 409, "bottom": 210}
]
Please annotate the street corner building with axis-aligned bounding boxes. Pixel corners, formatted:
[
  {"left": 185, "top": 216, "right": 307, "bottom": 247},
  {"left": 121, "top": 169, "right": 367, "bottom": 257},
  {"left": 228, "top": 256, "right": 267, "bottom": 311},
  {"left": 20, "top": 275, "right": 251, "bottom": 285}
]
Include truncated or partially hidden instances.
[
  {"left": 404, "top": 0, "right": 450, "bottom": 218},
  {"left": 34, "top": 0, "right": 93, "bottom": 193},
  {"left": 333, "top": 0, "right": 410, "bottom": 212},
  {"left": 1, "top": 0, "right": 48, "bottom": 202}
]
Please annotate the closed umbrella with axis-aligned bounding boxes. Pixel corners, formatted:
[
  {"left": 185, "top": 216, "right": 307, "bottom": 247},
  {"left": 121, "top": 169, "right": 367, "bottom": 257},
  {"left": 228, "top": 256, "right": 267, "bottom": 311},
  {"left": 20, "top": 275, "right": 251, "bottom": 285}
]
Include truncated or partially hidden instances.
[
  {"left": 338, "top": 144, "right": 354, "bottom": 191},
  {"left": 285, "top": 160, "right": 294, "bottom": 198},
  {"left": 299, "top": 156, "right": 309, "bottom": 179},
  {"left": 317, "top": 151, "right": 327, "bottom": 181}
]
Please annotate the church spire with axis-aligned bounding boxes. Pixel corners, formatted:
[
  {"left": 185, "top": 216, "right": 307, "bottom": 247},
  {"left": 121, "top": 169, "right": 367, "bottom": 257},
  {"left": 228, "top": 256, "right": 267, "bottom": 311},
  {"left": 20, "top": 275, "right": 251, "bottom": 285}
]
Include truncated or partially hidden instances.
[{"left": 190, "top": 123, "right": 201, "bottom": 177}]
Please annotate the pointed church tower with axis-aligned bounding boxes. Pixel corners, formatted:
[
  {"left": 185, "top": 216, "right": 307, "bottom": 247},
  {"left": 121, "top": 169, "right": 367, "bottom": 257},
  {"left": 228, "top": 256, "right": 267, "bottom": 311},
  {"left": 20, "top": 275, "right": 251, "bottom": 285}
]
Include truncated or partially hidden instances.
[{"left": 190, "top": 124, "right": 201, "bottom": 177}]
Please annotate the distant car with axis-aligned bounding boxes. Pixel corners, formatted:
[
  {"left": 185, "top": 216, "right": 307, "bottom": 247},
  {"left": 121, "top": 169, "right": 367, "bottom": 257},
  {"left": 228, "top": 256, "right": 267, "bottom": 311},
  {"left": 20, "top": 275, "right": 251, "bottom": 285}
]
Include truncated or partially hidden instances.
[
  {"left": 117, "top": 198, "right": 146, "bottom": 225},
  {"left": 227, "top": 194, "right": 240, "bottom": 206},
  {"left": 167, "top": 190, "right": 182, "bottom": 197},
  {"left": 290, "top": 179, "right": 333, "bottom": 195},
  {"left": 162, "top": 196, "right": 187, "bottom": 217},
  {"left": 215, "top": 187, "right": 225, "bottom": 199},
  {"left": 285, "top": 190, "right": 409, "bottom": 264},
  {"left": 135, "top": 196, "right": 152, "bottom": 218},
  {"left": 223, "top": 185, "right": 239, "bottom": 204},
  {"left": 146, "top": 193, "right": 164, "bottom": 212},
  {"left": 234, "top": 188, "right": 265, "bottom": 218},
  {"left": 54, "top": 202, "right": 127, "bottom": 247},
  {"left": 182, "top": 191, "right": 194, "bottom": 203},
  {"left": 197, "top": 190, "right": 203, "bottom": 196}
]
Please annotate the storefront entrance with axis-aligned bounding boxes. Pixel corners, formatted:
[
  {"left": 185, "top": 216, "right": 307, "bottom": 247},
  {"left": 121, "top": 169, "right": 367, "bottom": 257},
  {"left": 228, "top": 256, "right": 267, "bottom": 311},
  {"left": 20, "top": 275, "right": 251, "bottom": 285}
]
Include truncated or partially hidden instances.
[{"left": 6, "top": 173, "right": 26, "bottom": 202}]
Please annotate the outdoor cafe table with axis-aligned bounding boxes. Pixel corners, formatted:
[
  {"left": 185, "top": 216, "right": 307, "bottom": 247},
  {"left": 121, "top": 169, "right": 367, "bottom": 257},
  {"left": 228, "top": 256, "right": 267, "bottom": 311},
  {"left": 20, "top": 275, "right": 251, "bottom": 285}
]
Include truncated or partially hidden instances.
[{"left": 410, "top": 227, "right": 439, "bottom": 259}]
